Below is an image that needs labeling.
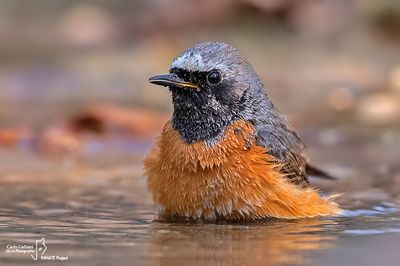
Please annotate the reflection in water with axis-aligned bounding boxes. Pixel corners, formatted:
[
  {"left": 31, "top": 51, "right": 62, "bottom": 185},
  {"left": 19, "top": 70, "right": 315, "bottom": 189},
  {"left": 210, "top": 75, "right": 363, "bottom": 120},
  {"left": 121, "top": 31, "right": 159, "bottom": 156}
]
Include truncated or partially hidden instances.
[
  {"left": 0, "top": 153, "right": 400, "bottom": 265},
  {"left": 148, "top": 219, "right": 336, "bottom": 266}
]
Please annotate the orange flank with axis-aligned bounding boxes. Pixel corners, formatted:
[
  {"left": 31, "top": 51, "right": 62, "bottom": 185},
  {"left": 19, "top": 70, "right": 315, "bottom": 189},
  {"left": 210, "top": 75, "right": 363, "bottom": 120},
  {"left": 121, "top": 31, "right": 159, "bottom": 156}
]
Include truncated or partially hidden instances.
[{"left": 144, "top": 120, "right": 341, "bottom": 221}]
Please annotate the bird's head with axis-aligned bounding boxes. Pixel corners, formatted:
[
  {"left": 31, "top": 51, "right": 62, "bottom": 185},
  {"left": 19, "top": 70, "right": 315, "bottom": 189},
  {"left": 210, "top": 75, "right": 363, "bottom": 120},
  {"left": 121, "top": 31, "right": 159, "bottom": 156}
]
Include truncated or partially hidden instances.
[{"left": 149, "top": 41, "right": 269, "bottom": 144}]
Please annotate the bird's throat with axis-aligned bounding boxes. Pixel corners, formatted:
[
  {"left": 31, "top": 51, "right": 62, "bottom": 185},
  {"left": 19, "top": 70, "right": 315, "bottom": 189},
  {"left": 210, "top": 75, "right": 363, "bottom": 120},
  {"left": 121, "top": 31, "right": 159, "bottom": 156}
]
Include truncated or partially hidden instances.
[{"left": 171, "top": 93, "right": 237, "bottom": 144}]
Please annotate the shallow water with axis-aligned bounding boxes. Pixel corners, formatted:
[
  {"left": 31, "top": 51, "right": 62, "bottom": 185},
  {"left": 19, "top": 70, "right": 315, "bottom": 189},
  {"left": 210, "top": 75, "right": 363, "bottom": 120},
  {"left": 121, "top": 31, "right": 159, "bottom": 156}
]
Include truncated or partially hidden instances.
[
  {"left": 0, "top": 143, "right": 399, "bottom": 266},
  {"left": 1, "top": 1, "right": 399, "bottom": 264}
]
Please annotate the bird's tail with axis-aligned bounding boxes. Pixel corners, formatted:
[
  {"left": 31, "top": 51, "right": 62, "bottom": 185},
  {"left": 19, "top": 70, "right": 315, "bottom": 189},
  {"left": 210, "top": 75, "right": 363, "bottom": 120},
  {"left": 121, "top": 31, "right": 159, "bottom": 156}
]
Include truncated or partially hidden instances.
[{"left": 306, "top": 164, "right": 336, "bottom": 180}]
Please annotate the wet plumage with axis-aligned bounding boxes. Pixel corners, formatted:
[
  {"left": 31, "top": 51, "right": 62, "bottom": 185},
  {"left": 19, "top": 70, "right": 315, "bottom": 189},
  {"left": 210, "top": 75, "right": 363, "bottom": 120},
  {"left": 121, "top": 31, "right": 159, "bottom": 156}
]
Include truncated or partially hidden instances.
[{"left": 145, "top": 41, "right": 341, "bottom": 221}]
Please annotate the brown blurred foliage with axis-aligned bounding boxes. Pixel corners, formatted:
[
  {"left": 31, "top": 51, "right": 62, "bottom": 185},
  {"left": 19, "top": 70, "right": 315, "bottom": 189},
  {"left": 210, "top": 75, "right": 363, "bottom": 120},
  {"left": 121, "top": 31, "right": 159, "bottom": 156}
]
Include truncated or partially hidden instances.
[{"left": 0, "top": 0, "right": 399, "bottom": 156}]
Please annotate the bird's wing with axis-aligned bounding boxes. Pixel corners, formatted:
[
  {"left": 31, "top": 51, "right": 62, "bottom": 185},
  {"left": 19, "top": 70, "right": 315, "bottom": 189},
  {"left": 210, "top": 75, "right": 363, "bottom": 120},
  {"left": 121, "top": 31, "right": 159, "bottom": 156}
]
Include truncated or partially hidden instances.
[{"left": 254, "top": 123, "right": 310, "bottom": 187}]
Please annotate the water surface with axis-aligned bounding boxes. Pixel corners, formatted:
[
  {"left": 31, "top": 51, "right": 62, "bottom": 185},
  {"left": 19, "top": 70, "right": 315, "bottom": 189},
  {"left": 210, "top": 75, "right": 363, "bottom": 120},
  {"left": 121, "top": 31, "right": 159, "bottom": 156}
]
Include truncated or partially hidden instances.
[{"left": 0, "top": 147, "right": 399, "bottom": 266}]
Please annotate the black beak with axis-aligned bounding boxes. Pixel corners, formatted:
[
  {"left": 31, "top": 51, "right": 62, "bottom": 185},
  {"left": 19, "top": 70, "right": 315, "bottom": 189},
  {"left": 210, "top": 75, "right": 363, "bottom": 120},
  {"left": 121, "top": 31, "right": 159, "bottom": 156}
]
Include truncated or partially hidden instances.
[{"left": 149, "top": 74, "right": 199, "bottom": 90}]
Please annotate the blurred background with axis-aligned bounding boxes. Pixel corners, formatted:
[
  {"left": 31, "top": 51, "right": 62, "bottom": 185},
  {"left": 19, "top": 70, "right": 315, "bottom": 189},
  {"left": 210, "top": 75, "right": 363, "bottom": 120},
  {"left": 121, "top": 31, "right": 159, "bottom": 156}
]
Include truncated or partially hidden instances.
[
  {"left": 0, "top": 0, "right": 399, "bottom": 159},
  {"left": 0, "top": 0, "right": 399, "bottom": 187},
  {"left": 0, "top": 1, "right": 399, "bottom": 265}
]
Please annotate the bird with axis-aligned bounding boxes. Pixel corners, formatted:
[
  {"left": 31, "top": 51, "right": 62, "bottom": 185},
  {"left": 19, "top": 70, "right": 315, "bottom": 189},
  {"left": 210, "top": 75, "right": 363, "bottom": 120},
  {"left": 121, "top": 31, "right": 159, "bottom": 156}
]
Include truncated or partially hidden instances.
[{"left": 144, "top": 41, "right": 341, "bottom": 221}]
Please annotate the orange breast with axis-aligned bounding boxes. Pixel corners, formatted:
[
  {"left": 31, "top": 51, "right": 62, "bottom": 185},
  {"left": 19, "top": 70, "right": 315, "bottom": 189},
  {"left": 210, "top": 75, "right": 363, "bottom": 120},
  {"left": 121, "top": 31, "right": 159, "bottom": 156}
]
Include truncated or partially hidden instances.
[{"left": 144, "top": 120, "right": 340, "bottom": 220}]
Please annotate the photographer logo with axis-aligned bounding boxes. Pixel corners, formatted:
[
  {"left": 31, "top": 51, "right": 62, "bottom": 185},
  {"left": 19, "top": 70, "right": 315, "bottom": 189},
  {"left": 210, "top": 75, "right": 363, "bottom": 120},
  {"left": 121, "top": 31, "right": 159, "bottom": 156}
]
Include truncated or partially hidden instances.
[{"left": 6, "top": 237, "right": 69, "bottom": 261}]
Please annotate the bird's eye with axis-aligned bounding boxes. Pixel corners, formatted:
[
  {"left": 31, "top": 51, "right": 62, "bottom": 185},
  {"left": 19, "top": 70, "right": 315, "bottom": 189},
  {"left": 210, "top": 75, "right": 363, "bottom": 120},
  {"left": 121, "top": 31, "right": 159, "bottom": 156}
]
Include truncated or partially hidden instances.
[{"left": 207, "top": 70, "right": 222, "bottom": 84}]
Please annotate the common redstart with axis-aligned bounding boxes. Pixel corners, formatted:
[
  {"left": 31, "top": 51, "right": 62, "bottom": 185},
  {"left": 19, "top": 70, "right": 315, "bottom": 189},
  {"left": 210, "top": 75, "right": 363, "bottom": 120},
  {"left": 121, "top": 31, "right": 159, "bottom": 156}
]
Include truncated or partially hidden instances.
[{"left": 145, "top": 42, "right": 341, "bottom": 221}]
